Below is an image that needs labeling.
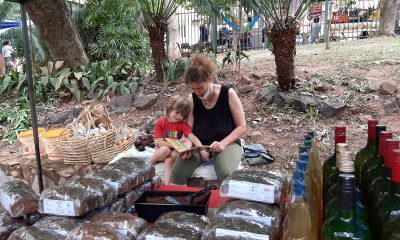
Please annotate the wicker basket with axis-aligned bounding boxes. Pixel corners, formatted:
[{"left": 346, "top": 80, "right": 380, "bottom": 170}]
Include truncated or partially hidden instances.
[
  {"left": 91, "top": 137, "right": 135, "bottom": 164},
  {"left": 59, "top": 106, "right": 117, "bottom": 165}
]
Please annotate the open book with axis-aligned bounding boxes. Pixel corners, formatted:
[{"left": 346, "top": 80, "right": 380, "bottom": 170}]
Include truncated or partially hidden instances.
[{"left": 166, "top": 138, "right": 210, "bottom": 154}]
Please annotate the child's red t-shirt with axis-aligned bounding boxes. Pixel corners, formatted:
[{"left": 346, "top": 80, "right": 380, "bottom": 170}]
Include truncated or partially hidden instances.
[{"left": 153, "top": 117, "right": 192, "bottom": 139}]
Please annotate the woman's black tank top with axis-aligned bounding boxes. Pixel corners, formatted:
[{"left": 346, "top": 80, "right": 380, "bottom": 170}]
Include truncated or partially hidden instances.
[{"left": 192, "top": 85, "right": 236, "bottom": 146}]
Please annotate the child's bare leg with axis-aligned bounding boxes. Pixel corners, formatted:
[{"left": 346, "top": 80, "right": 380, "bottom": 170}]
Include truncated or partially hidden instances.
[
  {"left": 164, "top": 150, "right": 178, "bottom": 185},
  {"left": 149, "top": 146, "right": 171, "bottom": 164}
]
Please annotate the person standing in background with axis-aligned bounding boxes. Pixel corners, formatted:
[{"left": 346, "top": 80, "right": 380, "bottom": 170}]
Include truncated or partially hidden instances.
[
  {"left": 310, "top": 17, "right": 321, "bottom": 44},
  {"left": 2, "top": 40, "right": 16, "bottom": 73}
]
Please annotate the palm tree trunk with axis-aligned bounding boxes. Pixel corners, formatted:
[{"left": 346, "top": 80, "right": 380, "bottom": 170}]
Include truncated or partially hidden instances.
[
  {"left": 148, "top": 26, "right": 167, "bottom": 81},
  {"left": 167, "top": 11, "right": 181, "bottom": 61},
  {"left": 26, "top": 0, "right": 89, "bottom": 67},
  {"left": 268, "top": 24, "right": 297, "bottom": 91}
]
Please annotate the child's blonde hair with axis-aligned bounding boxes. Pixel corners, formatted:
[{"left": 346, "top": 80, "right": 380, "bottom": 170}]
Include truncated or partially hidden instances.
[{"left": 166, "top": 96, "right": 190, "bottom": 119}]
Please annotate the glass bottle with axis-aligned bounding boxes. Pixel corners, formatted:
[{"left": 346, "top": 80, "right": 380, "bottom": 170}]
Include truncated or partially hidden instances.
[
  {"left": 323, "top": 143, "right": 348, "bottom": 206},
  {"left": 374, "top": 149, "right": 400, "bottom": 240},
  {"left": 324, "top": 161, "right": 367, "bottom": 225},
  {"left": 355, "top": 119, "right": 378, "bottom": 183},
  {"left": 323, "top": 126, "right": 346, "bottom": 191},
  {"left": 366, "top": 139, "right": 399, "bottom": 209},
  {"left": 360, "top": 126, "right": 387, "bottom": 186},
  {"left": 322, "top": 174, "right": 372, "bottom": 240},
  {"left": 283, "top": 182, "right": 317, "bottom": 240},
  {"left": 361, "top": 130, "right": 392, "bottom": 190}
]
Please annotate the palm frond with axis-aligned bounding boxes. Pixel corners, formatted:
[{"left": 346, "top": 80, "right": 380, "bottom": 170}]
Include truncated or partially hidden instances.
[
  {"left": 137, "top": 0, "right": 178, "bottom": 28},
  {"left": 248, "top": 0, "right": 312, "bottom": 30},
  {"left": 0, "top": 2, "right": 14, "bottom": 22}
]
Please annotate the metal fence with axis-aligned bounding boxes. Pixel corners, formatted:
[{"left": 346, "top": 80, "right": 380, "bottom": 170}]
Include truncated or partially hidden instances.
[{"left": 176, "top": 0, "right": 400, "bottom": 54}]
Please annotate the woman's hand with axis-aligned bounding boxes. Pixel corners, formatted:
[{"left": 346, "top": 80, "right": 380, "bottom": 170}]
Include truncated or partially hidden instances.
[
  {"left": 210, "top": 141, "right": 227, "bottom": 153},
  {"left": 200, "top": 150, "right": 210, "bottom": 161}
]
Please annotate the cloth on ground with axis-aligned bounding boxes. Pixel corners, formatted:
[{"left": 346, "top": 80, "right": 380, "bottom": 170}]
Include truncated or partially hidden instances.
[{"left": 242, "top": 144, "right": 275, "bottom": 165}]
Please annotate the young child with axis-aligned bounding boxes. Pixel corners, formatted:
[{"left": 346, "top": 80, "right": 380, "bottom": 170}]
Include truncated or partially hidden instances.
[{"left": 149, "top": 96, "right": 203, "bottom": 185}]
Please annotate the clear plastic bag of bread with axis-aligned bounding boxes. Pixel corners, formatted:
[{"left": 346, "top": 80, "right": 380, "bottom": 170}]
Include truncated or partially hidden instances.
[
  {"left": 157, "top": 211, "right": 209, "bottom": 234},
  {"left": 8, "top": 226, "right": 64, "bottom": 240},
  {"left": 38, "top": 186, "right": 97, "bottom": 217},
  {"left": 220, "top": 169, "right": 286, "bottom": 204},
  {"left": 137, "top": 223, "right": 201, "bottom": 240},
  {"left": 91, "top": 212, "right": 147, "bottom": 239},
  {"left": 66, "top": 177, "right": 117, "bottom": 207},
  {"left": 87, "top": 169, "right": 132, "bottom": 196},
  {"left": 0, "top": 180, "right": 39, "bottom": 217},
  {"left": 33, "top": 215, "right": 83, "bottom": 237},
  {"left": 112, "top": 157, "right": 155, "bottom": 183},
  {"left": 215, "top": 199, "right": 281, "bottom": 228},
  {"left": 201, "top": 217, "right": 279, "bottom": 240},
  {"left": 0, "top": 206, "right": 25, "bottom": 239},
  {"left": 103, "top": 163, "right": 141, "bottom": 189},
  {"left": 65, "top": 223, "right": 128, "bottom": 240}
]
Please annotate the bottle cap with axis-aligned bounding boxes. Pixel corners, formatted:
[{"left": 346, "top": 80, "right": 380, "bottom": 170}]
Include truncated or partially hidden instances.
[
  {"left": 307, "top": 130, "right": 315, "bottom": 138},
  {"left": 335, "top": 126, "right": 346, "bottom": 134},
  {"left": 392, "top": 149, "right": 400, "bottom": 183},
  {"left": 298, "top": 145, "right": 309, "bottom": 153},
  {"left": 385, "top": 140, "right": 400, "bottom": 168},
  {"left": 300, "top": 152, "right": 309, "bottom": 162},
  {"left": 379, "top": 132, "right": 393, "bottom": 156},
  {"left": 335, "top": 126, "right": 346, "bottom": 144},
  {"left": 367, "top": 120, "right": 378, "bottom": 141}
]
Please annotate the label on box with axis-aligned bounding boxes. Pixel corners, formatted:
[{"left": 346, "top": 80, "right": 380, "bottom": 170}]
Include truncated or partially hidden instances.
[
  {"left": 107, "top": 181, "right": 120, "bottom": 192},
  {"left": 222, "top": 213, "right": 272, "bottom": 226},
  {"left": 145, "top": 235, "right": 170, "bottom": 240},
  {"left": 227, "top": 180, "right": 274, "bottom": 203},
  {"left": 215, "top": 228, "right": 269, "bottom": 239},
  {"left": 43, "top": 199, "right": 76, "bottom": 216},
  {"left": 0, "top": 192, "right": 11, "bottom": 212}
]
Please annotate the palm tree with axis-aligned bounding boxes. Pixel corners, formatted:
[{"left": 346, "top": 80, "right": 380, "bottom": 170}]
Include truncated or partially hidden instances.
[
  {"left": 137, "top": 0, "right": 179, "bottom": 81},
  {"left": 248, "top": 0, "right": 312, "bottom": 91}
]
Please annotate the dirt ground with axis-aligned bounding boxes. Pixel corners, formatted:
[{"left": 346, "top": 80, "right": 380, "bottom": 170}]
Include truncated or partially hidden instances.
[{"left": 1, "top": 36, "right": 400, "bottom": 175}]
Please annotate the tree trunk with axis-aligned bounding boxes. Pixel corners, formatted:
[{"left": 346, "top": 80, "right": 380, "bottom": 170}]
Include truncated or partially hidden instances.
[
  {"left": 26, "top": 0, "right": 89, "bottom": 67},
  {"left": 167, "top": 11, "right": 181, "bottom": 61},
  {"left": 148, "top": 26, "right": 167, "bottom": 81},
  {"left": 268, "top": 23, "right": 297, "bottom": 91},
  {"left": 377, "top": 0, "right": 400, "bottom": 36}
]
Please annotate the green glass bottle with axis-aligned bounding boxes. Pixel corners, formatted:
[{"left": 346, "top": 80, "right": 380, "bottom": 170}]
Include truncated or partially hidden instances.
[
  {"left": 324, "top": 150, "right": 352, "bottom": 205},
  {"left": 324, "top": 167, "right": 368, "bottom": 228},
  {"left": 362, "top": 131, "right": 392, "bottom": 191},
  {"left": 366, "top": 139, "right": 399, "bottom": 209},
  {"left": 323, "top": 143, "right": 348, "bottom": 207},
  {"left": 355, "top": 119, "right": 378, "bottom": 184},
  {"left": 375, "top": 149, "right": 400, "bottom": 240},
  {"left": 323, "top": 126, "right": 346, "bottom": 191},
  {"left": 360, "top": 126, "right": 387, "bottom": 189},
  {"left": 322, "top": 174, "right": 372, "bottom": 240}
]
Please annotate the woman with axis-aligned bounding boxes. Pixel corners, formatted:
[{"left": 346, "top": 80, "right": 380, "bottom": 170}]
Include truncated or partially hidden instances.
[
  {"left": 2, "top": 40, "right": 16, "bottom": 73},
  {"left": 171, "top": 54, "right": 246, "bottom": 185}
]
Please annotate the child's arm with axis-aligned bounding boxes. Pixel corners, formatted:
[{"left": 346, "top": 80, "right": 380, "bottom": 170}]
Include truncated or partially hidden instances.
[
  {"left": 155, "top": 137, "right": 173, "bottom": 148},
  {"left": 187, "top": 133, "right": 203, "bottom": 148}
]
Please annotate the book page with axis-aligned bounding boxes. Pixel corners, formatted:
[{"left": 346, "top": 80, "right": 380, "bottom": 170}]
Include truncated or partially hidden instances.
[{"left": 165, "top": 138, "right": 210, "bottom": 153}]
